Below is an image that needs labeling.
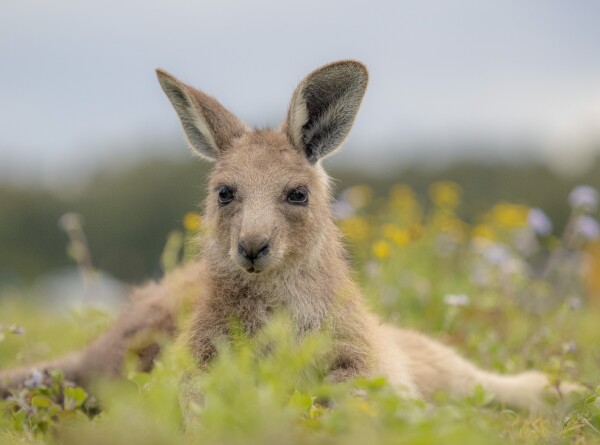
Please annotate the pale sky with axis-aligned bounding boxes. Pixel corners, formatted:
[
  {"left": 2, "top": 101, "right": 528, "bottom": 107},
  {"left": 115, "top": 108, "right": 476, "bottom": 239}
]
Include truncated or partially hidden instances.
[{"left": 2, "top": 0, "right": 600, "bottom": 186}]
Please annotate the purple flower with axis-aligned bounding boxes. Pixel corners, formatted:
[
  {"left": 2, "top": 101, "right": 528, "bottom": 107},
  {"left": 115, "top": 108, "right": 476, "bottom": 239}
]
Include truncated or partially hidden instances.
[
  {"left": 562, "top": 341, "right": 576, "bottom": 354},
  {"left": 569, "top": 185, "right": 598, "bottom": 212},
  {"left": 24, "top": 369, "right": 45, "bottom": 389},
  {"left": 575, "top": 215, "right": 600, "bottom": 240},
  {"left": 483, "top": 243, "right": 510, "bottom": 266},
  {"left": 331, "top": 200, "right": 355, "bottom": 219},
  {"left": 527, "top": 208, "right": 553, "bottom": 236},
  {"left": 10, "top": 325, "right": 25, "bottom": 335}
]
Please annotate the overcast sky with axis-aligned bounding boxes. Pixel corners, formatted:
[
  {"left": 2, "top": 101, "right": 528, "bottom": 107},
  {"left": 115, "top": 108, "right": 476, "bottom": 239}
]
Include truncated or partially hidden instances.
[{"left": 2, "top": 0, "right": 600, "bottom": 186}]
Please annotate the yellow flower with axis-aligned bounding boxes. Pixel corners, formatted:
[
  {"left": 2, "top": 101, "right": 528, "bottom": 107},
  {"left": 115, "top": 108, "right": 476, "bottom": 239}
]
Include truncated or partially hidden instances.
[
  {"left": 339, "top": 216, "right": 369, "bottom": 241},
  {"left": 355, "top": 399, "right": 378, "bottom": 416},
  {"left": 342, "top": 185, "right": 373, "bottom": 209},
  {"left": 429, "top": 181, "right": 462, "bottom": 208},
  {"left": 390, "top": 184, "right": 416, "bottom": 208},
  {"left": 342, "top": 184, "right": 373, "bottom": 209},
  {"left": 183, "top": 212, "right": 202, "bottom": 232},
  {"left": 383, "top": 224, "right": 410, "bottom": 246},
  {"left": 372, "top": 240, "right": 391, "bottom": 259},
  {"left": 585, "top": 241, "right": 600, "bottom": 301},
  {"left": 390, "top": 184, "right": 422, "bottom": 223},
  {"left": 472, "top": 224, "right": 496, "bottom": 240},
  {"left": 488, "top": 203, "right": 529, "bottom": 229}
]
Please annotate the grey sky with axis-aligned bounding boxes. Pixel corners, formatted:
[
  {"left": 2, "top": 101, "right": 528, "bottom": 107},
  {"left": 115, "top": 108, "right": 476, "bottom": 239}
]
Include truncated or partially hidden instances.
[{"left": 2, "top": 0, "right": 600, "bottom": 186}]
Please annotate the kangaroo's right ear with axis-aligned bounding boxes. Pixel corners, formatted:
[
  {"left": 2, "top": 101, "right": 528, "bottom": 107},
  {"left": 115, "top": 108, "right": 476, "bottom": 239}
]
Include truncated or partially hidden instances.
[
  {"left": 156, "top": 69, "right": 248, "bottom": 161},
  {"left": 284, "top": 60, "right": 368, "bottom": 163}
]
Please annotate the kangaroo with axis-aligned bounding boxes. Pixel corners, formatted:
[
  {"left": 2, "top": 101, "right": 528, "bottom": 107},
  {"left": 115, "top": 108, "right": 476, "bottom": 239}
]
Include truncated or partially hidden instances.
[{"left": 0, "top": 60, "right": 580, "bottom": 410}]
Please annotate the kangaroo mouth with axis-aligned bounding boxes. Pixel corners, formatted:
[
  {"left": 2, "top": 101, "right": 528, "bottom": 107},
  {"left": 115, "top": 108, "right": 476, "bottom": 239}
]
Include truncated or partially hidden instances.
[{"left": 234, "top": 253, "right": 269, "bottom": 274}]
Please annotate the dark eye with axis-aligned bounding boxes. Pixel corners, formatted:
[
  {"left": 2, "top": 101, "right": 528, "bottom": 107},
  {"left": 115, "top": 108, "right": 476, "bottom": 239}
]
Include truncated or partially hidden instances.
[
  {"left": 218, "top": 186, "right": 235, "bottom": 205},
  {"left": 287, "top": 187, "right": 308, "bottom": 205}
]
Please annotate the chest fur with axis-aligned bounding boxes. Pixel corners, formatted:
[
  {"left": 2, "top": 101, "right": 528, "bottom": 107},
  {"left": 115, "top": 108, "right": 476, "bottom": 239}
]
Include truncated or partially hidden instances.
[{"left": 186, "top": 272, "right": 335, "bottom": 365}]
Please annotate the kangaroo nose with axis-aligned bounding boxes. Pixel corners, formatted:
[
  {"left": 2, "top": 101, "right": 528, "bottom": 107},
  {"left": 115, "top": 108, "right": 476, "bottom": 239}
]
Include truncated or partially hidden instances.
[{"left": 238, "top": 237, "right": 270, "bottom": 262}]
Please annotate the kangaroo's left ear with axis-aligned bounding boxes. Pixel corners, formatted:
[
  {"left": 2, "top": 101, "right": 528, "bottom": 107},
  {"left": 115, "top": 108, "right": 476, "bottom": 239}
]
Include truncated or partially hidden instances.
[
  {"left": 156, "top": 69, "right": 248, "bottom": 161},
  {"left": 284, "top": 60, "right": 368, "bottom": 163}
]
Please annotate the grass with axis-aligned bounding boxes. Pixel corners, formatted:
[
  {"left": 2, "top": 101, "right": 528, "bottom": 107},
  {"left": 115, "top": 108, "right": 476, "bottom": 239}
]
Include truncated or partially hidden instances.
[{"left": 1, "top": 181, "right": 599, "bottom": 444}]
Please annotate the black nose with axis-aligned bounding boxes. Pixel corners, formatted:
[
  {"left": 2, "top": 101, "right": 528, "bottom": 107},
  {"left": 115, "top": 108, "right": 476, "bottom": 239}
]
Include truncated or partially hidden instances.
[{"left": 238, "top": 238, "right": 270, "bottom": 262}]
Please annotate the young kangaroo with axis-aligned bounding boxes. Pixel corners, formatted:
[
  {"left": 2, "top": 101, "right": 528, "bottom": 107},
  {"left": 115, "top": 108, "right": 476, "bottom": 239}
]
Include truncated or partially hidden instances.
[{"left": 0, "top": 60, "right": 579, "bottom": 410}]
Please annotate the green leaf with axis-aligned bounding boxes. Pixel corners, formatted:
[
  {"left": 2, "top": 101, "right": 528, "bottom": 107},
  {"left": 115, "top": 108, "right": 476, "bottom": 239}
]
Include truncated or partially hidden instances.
[
  {"left": 289, "top": 389, "right": 313, "bottom": 411},
  {"left": 64, "top": 386, "right": 87, "bottom": 408},
  {"left": 468, "top": 384, "right": 495, "bottom": 407},
  {"left": 11, "top": 409, "right": 26, "bottom": 431},
  {"left": 31, "top": 395, "right": 53, "bottom": 408}
]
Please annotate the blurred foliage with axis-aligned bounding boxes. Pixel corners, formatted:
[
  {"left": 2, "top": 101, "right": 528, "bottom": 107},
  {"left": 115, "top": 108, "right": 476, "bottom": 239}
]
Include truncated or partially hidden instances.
[
  {"left": 2, "top": 155, "right": 600, "bottom": 286},
  {"left": 0, "top": 159, "right": 210, "bottom": 285},
  {"left": 1, "top": 179, "right": 600, "bottom": 443},
  {"left": 3, "top": 369, "right": 97, "bottom": 436}
]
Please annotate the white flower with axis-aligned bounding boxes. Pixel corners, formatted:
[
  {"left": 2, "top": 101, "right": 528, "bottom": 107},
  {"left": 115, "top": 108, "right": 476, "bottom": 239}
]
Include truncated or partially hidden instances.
[
  {"left": 58, "top": 212, "right": 83, "bottom": 232},
  {"left": 575, "top": 215, "right": 600, "bottom": 240},
  {"left": 503, "top": 258, "right": 527, "bottom": 276},
  {"left": 568, "top": 185, "right": 598, "bottom": 212},
  {"left": 470, "top": 264, "right": 492, "bottom": 287},
  {"left": 569, "top": 297, "right": 582, "bottom": 310},
  {"left": 443, "top": 293, "right": 470, "bottom": 306},
  {"left": 365, "top": 261, "right": 379, "bottom": 278},
  {"left": 10, "top": 325, "right": 25, "bottom": 335},
  {"left": 527, "top": 208, "right": 553, "bottom": 236}
]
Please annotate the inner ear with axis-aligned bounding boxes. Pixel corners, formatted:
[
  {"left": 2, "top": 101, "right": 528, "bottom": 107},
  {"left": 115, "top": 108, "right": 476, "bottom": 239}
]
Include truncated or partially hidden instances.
[
  {"left": 285, "top": 60, "right": 368, "bottom": 163},
  {"left": 157, "top": 69, "right": 248, "bottom": 161}
]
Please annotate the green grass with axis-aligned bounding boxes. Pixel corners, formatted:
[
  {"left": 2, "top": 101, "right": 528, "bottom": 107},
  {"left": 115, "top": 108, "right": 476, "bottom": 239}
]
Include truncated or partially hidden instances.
[{"left": 1, "top": 182, "right": 599, "bottom": 444}]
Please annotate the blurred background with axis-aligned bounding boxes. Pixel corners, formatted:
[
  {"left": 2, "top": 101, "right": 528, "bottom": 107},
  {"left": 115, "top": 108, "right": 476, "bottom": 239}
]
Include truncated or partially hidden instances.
[{"left": 1, "top": 0, "right": 600, "bottom": 292}]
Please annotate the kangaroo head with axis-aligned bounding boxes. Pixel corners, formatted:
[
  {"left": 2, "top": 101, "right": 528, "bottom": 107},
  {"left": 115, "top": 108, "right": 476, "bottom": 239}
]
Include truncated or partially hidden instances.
[{"left": 157, "top": 61, "right": 368, "bottom": 275}]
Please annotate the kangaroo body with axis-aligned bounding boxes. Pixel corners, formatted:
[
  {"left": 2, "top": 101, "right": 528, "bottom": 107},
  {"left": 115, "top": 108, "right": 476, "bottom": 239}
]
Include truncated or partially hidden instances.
[{"left": 0, "top": 61, "right": 577, "bottom": 410}]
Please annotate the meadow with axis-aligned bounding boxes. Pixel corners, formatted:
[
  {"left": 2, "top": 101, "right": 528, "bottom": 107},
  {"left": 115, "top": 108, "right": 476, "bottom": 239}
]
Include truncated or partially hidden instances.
[{"left": 1, "top": 181, "right": 599, "bottom": 444}]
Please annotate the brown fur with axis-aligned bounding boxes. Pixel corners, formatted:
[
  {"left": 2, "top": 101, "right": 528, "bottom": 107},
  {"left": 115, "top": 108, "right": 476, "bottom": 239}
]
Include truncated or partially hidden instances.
[{"left": 0, "top": 61, "right": 580, "bottom": 410}]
